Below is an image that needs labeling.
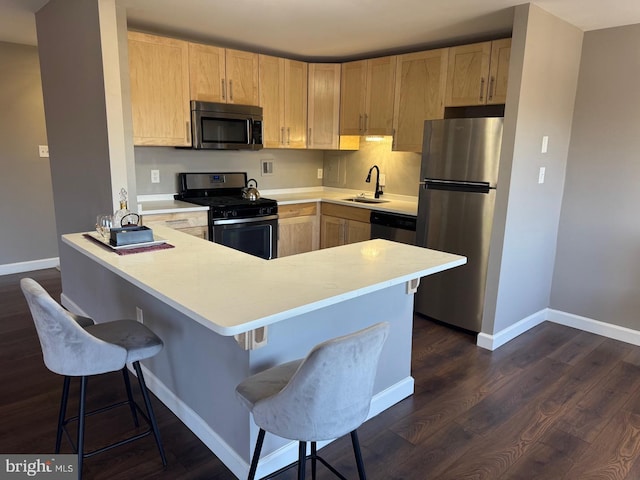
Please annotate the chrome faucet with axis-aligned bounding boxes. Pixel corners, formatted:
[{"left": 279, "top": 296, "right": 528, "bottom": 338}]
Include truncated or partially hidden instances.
[{"left": 365, "top": 165, "right": 383, "bottom": 198}]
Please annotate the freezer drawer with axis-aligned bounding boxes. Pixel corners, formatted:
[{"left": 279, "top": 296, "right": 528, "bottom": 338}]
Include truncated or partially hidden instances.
[{"left": 414, "top": 188, "right": 496, "bottom": 332}]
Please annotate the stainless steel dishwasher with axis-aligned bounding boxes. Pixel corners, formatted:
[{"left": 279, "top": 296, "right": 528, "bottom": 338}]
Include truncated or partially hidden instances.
[{"left": 369, "top": 211, "right": 417, "bottom": 245}]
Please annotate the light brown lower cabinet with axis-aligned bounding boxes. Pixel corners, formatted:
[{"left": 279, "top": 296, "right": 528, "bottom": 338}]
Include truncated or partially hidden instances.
[
  {"left": 277, "top": 203, "right": 319, "bottom": 257},
  {"left": 141, "top": 211, "right": 209, "bottom": 240},
  {"left": 320, "top": 203, "right": 371, "bottom": 248}
]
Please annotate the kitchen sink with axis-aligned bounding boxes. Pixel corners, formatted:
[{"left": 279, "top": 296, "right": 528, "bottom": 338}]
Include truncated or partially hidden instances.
[{"left": 342, "top": 197, "right": 390, "bottom": 204}]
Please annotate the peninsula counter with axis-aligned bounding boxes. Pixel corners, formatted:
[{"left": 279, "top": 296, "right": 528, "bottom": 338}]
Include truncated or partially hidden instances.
[{"left": 60, "top": 226, "right": 464, "bottom": 478}]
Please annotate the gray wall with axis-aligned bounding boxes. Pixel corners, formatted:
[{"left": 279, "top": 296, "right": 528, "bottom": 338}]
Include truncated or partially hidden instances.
[
  {"left": 483, "top": 4, "right": 583, "bottom": 334},
  {"left": 135, "top": 147, "right": 323, "bottom": 195},
  {"left": 551, "top": 24, "right": 640, "bottom": 329},
  {"left": 0, "top": 42, "right": 58, "bottom": 266},
  {"left": 323, "top": 137, "right": 421, "bottom": 197},
  {"left": 36, "top": 0, "right": 134, "bottom": 242}
]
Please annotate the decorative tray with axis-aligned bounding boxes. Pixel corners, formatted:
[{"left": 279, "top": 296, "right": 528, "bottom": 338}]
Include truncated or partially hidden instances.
[{"left": 85, "top": 231, "right": 167, "bottom": 250}]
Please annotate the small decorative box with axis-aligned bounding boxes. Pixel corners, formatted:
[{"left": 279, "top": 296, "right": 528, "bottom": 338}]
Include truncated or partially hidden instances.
[{"left": 109, "top": 226, "right": 154, "bottom": 247}]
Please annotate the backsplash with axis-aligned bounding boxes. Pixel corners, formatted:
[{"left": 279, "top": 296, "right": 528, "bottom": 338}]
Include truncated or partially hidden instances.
[
  {"left": 135, "top": 147, "right": 324, "bottom": 194},
  {"left": 324, "top": 137, "right": 421, "bottom": 197},
  {"left": 135, "top": 139, "right": 421, "bottom": 197}
]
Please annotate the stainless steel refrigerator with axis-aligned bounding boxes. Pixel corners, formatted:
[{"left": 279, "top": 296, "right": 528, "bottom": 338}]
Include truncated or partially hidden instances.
[{"left": 414, "top": 117, "right": 503, "bottom": 332}]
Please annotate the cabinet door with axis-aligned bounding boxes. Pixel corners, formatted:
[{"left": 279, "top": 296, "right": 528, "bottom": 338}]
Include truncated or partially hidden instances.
[
  {"left": 128, "top": 32, "right": 191, "bottom": 146},
  {"left": 189, "top": 43, "right": 226, "bottom": 103},
  {"left": 308, "top": 63, "right": 341, "bottom": 150},
  {"left": 278, "top": 216, "right": 319, "bottom": 257},
  {"left": 320, "top": 215, "right": 345, "bottom": 249},
  {"left": 225, "top": 49, "right": 259, "bottom": 105},
  {"left": 487, "top": 38, "right": 511, "bottom": 105},
  {"left": 284, "top": 59, "right": 308, "bottom": 149},
  {"left": 365, "top": 56, "right": 396, "bottom": 135},
  {"left": 393, "top": 48, "right": 448, "bottom": 152},
  {"left": 340, "top": 60, "right": 367, "bottom": 135},
  {"left": 259, "top": 54, "right": 286, "bottom": 148},
  {"left": 346, "top": 219, "right": 371, "bottom": 244},
  {"left": 445, "top": 42, "right": 491, "bottom": 107}
]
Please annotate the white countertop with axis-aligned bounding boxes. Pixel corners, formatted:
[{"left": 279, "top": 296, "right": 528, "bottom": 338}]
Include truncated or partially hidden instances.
[
  {"left": 137, "top": 188, "right": 418, "bottom": 216},
  {"left": 62, "top": 226, "right": 464, "bottom": 336}
]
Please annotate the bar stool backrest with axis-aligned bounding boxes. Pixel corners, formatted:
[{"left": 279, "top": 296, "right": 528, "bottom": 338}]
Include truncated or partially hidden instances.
[
  {"left": 20, "top": 278, "right": 127, "bottom": 376},
  {"left": 252, "top": 322, "right": 390, "bottom": 441}
]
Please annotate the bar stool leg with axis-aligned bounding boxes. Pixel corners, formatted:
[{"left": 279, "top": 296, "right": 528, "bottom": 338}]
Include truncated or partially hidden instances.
[
  {"left": 311, "top": 441, "right": 317, "bottom": 480},
  {"left": 133, "top": 361, "right": 167, "bottom": 466},
  {"left": 248, "top": 428, "right": 265, "bottom": 480},
  {"left": 121, "top": 367, "right": 139, "bottom": 427},
  {"left": 351, "top": 430, "right": 366, "bottom": 480},
  {"left": 56, "top": 376, "right": 71, "bottom": 454},
  {"left": 77, "top": 376, "right": 88, "bottom": 480},
  {"left": 298, "top": 441, "right": 306, "bottom": 480}
]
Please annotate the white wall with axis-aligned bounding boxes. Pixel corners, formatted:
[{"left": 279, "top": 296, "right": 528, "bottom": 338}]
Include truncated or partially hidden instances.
[
  {"left": 551, "top": 24, "right": 640, "bottom": 330},
  {"left": 482, "top": 4, "right": 583, "bottom": 334}
]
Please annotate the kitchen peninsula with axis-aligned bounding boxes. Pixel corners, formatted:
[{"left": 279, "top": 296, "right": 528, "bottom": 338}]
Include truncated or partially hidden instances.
[{"left": 59, "top": 226, "right": 464, "bottom": 479}]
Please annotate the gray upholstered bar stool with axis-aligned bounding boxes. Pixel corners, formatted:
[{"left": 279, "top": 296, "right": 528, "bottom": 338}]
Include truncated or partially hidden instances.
[
  {"left": 20, "top": 278, "right": 167, "bottom": 480},
  {"left": 236, "top": 322, "right": 389, "bottom": 480}
]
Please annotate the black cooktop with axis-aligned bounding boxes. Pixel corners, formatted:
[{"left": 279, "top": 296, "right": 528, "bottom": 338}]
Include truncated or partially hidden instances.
[{"left": 180, "top": 195, "right": 276, "bottom": 209}]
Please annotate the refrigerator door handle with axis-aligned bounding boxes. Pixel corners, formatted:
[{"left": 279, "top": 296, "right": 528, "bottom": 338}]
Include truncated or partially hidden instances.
[{"left": 422, "top": 178, "right": 493, "bottom": 193}]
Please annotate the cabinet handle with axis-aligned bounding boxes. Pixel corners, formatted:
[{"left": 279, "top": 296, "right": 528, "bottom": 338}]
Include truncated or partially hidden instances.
[
  {"left": 229, "top": 80, "right": 233, "bottom": 102},
  {"left": 364, "top": 113, "right": 369, "bottom": 133},
  {"left": 359, "top": 114, "right": 363, "bottom": 133},
  {"left": 186, "top": 121, "right": 191, "bottom": 144},
  {"left": 281, "top": 127, "right": 285, "bottom": 145},
  {"left": 287, "top": 127, "right": 291, "bottom": 145},
  {"left": 308, "top": 128, "right": 312, "bottom": 145},
  {"left": 392, "top": 128, "right": 396, "bottom": 150},
  {"left": 479, "top": 77, "right": 485, "bottom": 102},
  {"left": 488, "top": 76, "right": 495, "bottom": 101},
  {"left": 221, "top": 79, "right": 226, "bottom": 100}
]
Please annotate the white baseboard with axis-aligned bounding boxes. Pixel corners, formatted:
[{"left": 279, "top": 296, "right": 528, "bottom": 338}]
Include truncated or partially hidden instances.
[
  {"left": 477, "top": 307, "right": 640, "bottom": 351},
  {"left": 547, "top": 309, "right": 640, "bottom": 346},
  {"left": 139, "top": 366, "right": 413, "bottom": 479},
  {"left": 0, "top": 257, "right": 59, "bottom": 276},
  {"left": 477, "top": 308, "right": 548, "bottom": 351}
]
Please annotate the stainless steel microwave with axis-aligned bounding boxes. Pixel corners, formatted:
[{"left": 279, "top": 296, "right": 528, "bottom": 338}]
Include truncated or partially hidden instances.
[{"left": 191, "top": 101, "right": 263, "bottom": 150}]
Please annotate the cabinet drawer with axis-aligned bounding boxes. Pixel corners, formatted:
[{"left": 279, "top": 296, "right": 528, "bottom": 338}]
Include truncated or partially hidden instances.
[
  {"left": 320, "top": 203, "right": 370, "bottom": 223},
  {"left": 278, "top": 203, "right": 318, "bottom": 219},
  {"left": 142, "top": 211, "right": 208, "bottom": 229}
]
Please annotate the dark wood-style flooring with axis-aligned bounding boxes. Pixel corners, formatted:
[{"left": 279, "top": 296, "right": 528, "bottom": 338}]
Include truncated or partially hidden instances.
[{"left": 3, "top": 269, "right": 640, "bottom": 479}]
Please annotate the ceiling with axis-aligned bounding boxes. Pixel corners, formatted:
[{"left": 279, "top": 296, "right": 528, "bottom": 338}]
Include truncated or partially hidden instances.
[{"left": 1, "top": 0, "right": 640, "bottom": 60}]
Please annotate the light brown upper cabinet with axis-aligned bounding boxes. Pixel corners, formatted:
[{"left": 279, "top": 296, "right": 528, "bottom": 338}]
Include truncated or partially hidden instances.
[
  {"left": 340, "top": 56, "right": 396, "bottom": 136},
  {"left": 445, "top": 38, "right": 511, "bottom": 107},
  {"left": 308, "top": 63, "right": 341, "bottom": 150},
  {"left": 392, "top": 48, "right": 448, "bottom": 152},
  {"left": 128, "top": 32, "right": 191, "bottom": 146},
  {"left": 189, "top": 43, "right": 259, "bottom": 106},
  {"left": 259, "top": 55, "right": 308, "bottom": 149}
]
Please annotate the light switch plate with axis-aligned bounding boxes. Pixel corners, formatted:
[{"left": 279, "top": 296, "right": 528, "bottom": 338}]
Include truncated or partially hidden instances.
[
  {"left": 538, "top": 167, "right": 546, "bottom": 184},
  {"left": 151, "top": 169, "right": 160, "bottom": 183},
  {"left": 541, "top": 136, "right": 549, "bottom": 154},
  {"left": 38, "top": 145, "right": 49, "bottom": 158},
  {"left": 317, "top": 168, "right": 323, "bottom": 179},
  {"left": 261, "top": 159, "right": 274, "bottom": 176}
]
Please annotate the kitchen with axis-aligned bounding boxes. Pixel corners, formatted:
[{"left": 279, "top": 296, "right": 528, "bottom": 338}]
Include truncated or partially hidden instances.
[{"left": 2, "top": 0, "right": 640, "bottom": 478}]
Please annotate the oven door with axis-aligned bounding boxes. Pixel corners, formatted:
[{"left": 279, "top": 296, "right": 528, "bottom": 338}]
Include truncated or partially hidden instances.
[{"left": 211, "top": 215, "right": 278, "bottom": 259}]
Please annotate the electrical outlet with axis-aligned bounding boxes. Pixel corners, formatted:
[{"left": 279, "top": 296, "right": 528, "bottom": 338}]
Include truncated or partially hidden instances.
[
  {"left": 38, "top": 145, "right": 49, "bottom": 158},
  {"left": 379, "top": 173, "right": 386, "bottom": 186},
  {"left": 136, "top": 307, "right": 144, "bottom": 324},
  {"left": 538, "top": 167, "right": 546, "bottom": 184},
  {"left": 261, "top": 159, "right": 274, "bottom": 176},
  {"left": 317, "top": 168, "right": 323, "bottom": 179},
  {"left": 151, "top": 169, "right": 160, "bottom": 183}
]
